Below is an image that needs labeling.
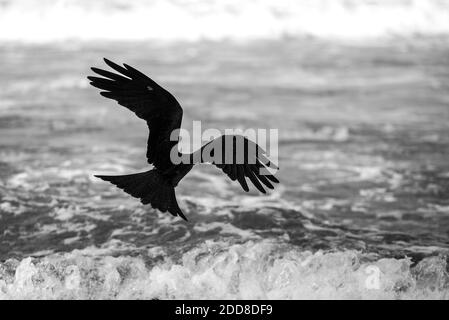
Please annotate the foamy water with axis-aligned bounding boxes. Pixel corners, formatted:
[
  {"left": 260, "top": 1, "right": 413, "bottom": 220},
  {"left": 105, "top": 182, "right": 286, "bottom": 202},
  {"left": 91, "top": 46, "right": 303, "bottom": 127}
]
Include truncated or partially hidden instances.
[
  {"left": 0, "top": 0, "right": 449, "bottom": 42},
  {"left": 1, "top": 240, "right": 448, "bottom": 300}
]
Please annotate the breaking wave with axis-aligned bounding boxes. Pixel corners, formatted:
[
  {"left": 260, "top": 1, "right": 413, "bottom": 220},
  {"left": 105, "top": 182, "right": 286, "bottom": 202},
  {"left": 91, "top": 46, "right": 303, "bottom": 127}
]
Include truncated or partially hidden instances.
[
  {"left": 1, "top": 240, "right": 448, "bottom": 299},
  {"left": 1, "top": 0, "right": 449, "bottom": 42}
]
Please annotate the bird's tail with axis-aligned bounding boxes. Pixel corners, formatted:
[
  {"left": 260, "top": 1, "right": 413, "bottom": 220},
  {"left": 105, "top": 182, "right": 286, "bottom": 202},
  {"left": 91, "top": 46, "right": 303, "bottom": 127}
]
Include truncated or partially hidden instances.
[{"left": 94, "top": 169, "right": 187, "bottom": 221}]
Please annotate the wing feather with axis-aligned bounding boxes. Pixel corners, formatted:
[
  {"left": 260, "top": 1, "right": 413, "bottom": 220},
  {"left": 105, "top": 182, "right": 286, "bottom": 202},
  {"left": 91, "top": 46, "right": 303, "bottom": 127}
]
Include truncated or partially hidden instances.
[
  {"left": 195, "top": 135, "right": 279, "bottom": 194},
  {"left": 89, "top": 58, "right": 183, "bottom": 170}
]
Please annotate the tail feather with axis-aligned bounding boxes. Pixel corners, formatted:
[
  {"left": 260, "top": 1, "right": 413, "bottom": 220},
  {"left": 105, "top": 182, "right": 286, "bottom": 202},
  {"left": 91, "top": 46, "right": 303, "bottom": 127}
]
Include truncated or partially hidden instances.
[
  {"left": 95, "top": 169, "right": 187, "bottom": 221},
  {"left": 169, "top": 191, "right": 187, "bottom": 221}
]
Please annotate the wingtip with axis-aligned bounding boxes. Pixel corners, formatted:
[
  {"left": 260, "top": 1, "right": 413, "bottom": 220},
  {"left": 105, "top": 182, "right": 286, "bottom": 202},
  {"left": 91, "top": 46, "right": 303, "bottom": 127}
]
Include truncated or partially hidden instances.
[
  {"left": 267, "top": 175, "right": 280, "bottom": 184},
  {"left": 255, "top": 185, "right": 266, "bottom": 194},
  {"left": 90, "top": 67, "right": 102, "bottom": 75},
  {"left": 103, "top": 57, "right": 117, "bottom": 68}
]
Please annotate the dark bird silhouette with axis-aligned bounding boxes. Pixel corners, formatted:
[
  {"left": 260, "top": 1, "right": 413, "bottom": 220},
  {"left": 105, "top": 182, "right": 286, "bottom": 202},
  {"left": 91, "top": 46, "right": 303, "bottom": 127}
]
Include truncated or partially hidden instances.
[{"left": 88, "top": 58, "right": 279, "bottom": 221}]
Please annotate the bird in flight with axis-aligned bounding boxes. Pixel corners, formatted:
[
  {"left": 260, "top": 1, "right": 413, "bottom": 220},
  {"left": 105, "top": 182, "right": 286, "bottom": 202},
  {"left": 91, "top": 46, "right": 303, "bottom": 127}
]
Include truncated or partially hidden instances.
[{"left": 88, "top": 58, "right": 279, "bottom": 221}]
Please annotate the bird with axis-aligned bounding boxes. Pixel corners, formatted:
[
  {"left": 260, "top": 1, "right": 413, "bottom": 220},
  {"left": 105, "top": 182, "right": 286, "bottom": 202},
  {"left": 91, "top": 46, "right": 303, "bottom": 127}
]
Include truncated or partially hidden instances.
[{"left": 88, "top": 58, "right": 279, "bottom": 221}]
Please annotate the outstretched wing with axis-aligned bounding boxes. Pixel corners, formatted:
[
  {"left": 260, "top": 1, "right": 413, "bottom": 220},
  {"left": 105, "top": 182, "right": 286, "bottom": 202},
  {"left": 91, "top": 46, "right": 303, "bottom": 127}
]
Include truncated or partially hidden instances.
[
  {"left": 88, "top": 58, "right": 183, "bottom": 171},
  {"left": 194, "top": 135, "right": 279, "bottom": 193}
]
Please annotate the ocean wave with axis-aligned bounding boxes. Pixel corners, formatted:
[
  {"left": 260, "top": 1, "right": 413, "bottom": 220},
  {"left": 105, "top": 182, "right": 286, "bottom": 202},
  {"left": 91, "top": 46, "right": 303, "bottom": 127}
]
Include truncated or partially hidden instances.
[
  {"left": 1, "top": 240, "right": 448, "bottom": 299},
  {"left": 1, "top": 0, "right": 449, "bottom": 42}
]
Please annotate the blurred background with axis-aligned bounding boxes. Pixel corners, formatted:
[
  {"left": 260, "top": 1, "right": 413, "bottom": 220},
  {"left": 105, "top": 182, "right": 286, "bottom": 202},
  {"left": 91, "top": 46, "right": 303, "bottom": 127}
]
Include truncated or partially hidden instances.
[{"left": 0, "top": 0, "right": 449, "bottom": 299}]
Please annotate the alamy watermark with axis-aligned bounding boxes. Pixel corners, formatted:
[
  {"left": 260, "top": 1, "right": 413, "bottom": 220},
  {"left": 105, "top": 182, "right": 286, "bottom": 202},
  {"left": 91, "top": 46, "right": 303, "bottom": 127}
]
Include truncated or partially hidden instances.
[
  {"left": 169, "top": 121, "right": 279, "bottom": 175},
  {"left": 365, "top": 265, "right": 381, "bottom": 290}
]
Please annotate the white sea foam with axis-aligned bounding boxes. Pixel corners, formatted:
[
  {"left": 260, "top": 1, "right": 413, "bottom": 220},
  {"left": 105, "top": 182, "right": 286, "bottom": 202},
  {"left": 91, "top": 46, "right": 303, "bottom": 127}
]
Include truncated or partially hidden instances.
[
  {"left": 1, "top": 240, "right": 448, "bottom": 299},
  {"left": 0, "top": 202, "right": 27, "bottom": 216},
  {"left": 1, "top": 0, "right": 449, "bottom": 43},
  {"left": 194, "top": 222, "right": 260, "bottom": 239}
]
